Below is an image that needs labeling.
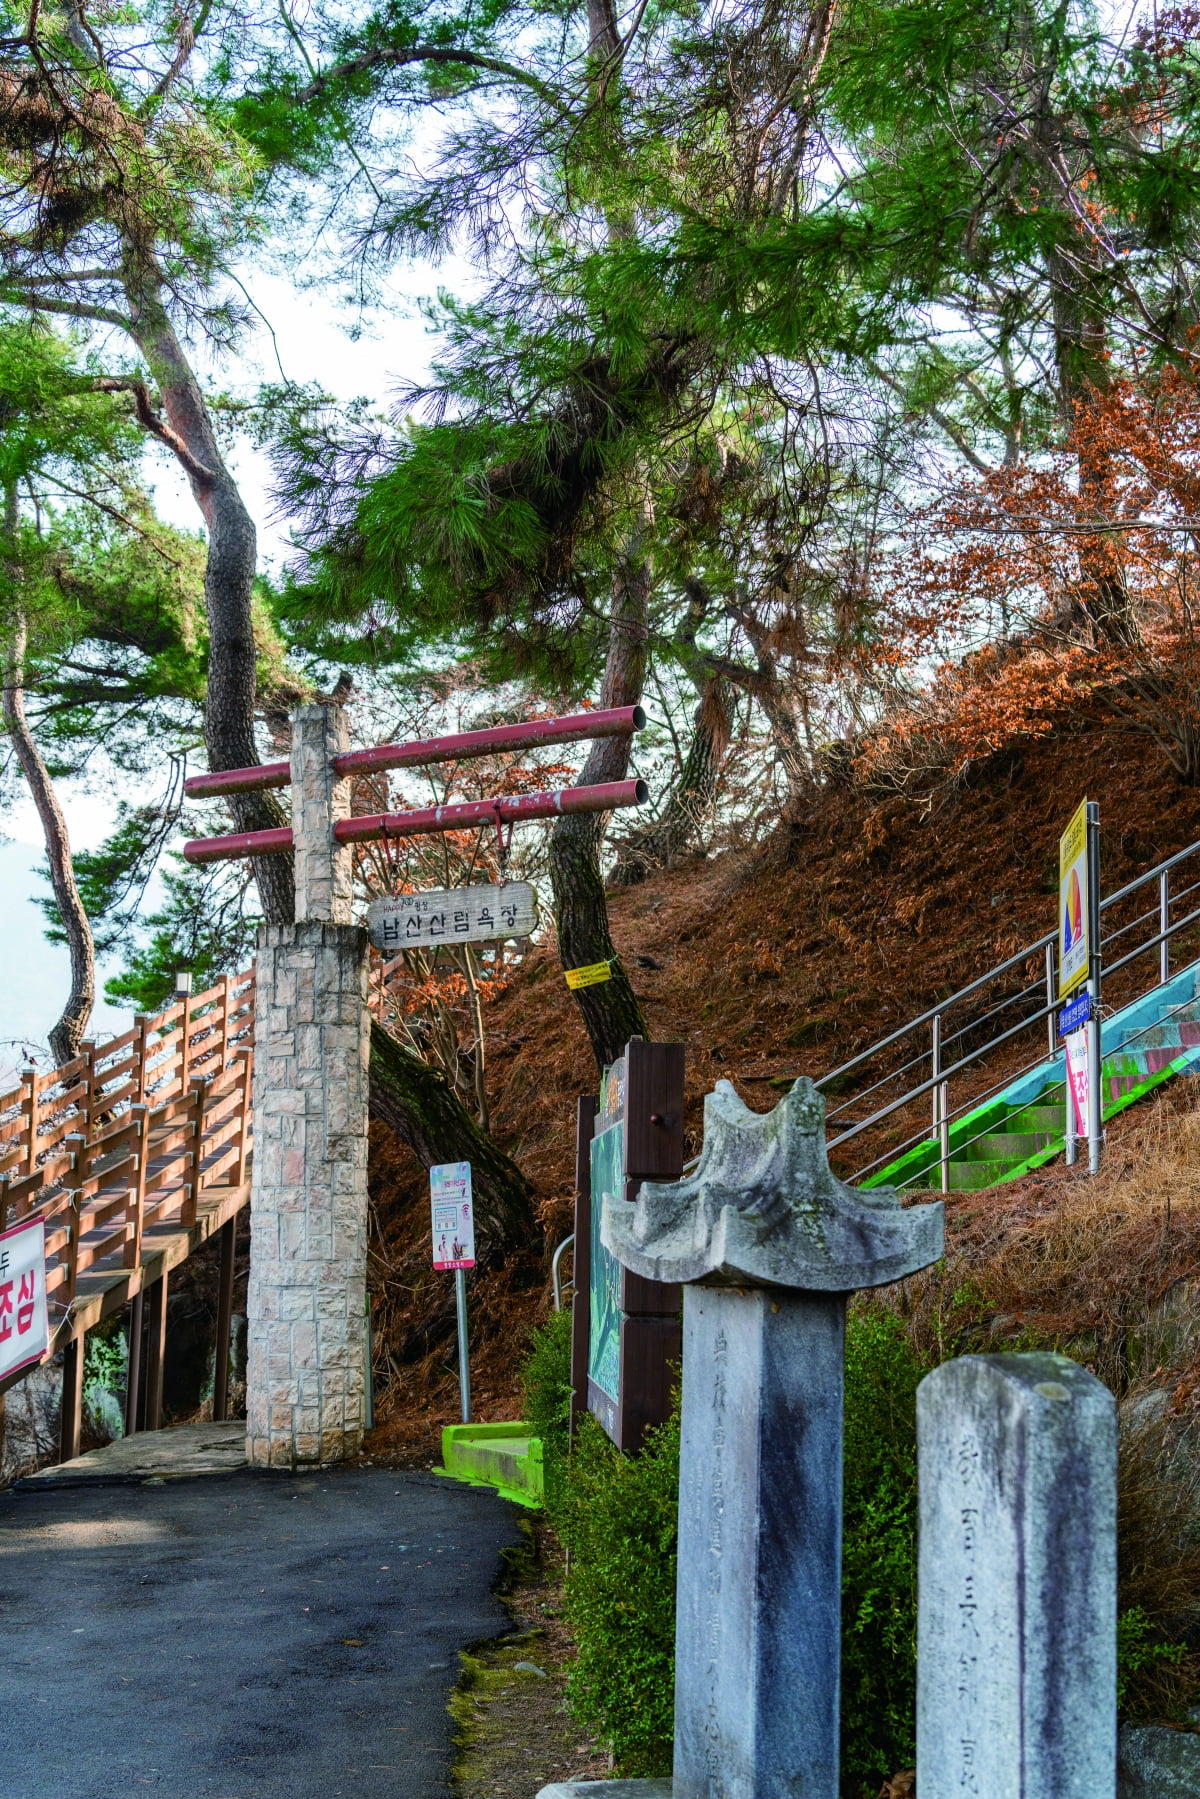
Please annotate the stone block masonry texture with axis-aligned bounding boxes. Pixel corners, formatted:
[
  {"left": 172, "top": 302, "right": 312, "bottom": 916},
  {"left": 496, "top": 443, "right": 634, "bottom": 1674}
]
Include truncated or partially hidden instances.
[
  {"left": 917, "top": 1352, "right": 1117, "bottom": 1799},
  {"left": 246, "top": 918, "right": 370, "bottom": 1468}
]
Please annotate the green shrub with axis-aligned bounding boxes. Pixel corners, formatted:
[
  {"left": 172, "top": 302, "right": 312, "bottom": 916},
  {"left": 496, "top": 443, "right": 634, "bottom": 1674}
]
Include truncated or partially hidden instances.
[
  {"left": 519, "top": 1305, "right": 573, "bottom": 1512},
  {"left": 840, "top": 1304, "right": 925, "bottom": 1792},
  {"left": 556, "top": 1409, "right": 680, "bottom": 1776},
  {"left": 519, "top": 1311, "right": 677, "bottom": 1773},
  {"left": 1122, "top": 1611, "right": 1187, "bottom": 1705}
]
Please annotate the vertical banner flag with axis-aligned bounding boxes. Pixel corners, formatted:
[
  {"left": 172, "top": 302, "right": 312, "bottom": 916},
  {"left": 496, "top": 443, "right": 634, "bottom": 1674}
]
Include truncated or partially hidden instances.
[
  {"left": 430, "top": 1163, "right": 476, "bottom": 1271},
  {"left": 1065, "top": 1029, "right": 1090, "bottom": 1140},
  {"left": 0, "top": 1215, "right": 49, "bottom": 1381},
  {"left": 1059, "top": 799, "right": 1091, "bottom": 1000}
]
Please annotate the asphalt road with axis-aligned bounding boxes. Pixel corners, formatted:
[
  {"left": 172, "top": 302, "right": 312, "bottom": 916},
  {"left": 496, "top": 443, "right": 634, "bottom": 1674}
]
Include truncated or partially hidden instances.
[{"left": 0, "top": 1467, "right": 524, "bottom": 1799}]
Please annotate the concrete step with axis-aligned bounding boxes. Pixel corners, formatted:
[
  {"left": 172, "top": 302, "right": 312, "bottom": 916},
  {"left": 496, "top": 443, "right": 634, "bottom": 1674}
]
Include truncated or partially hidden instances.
[
  {"left": 964, "top": 1130, "right": 1056, "bottom": 1161},
  {"left": 947, "top": 1157, "right": 1014, "bottom": 1191},
  {"left": 1005, "top": 1104, "right": 1065, "bottom": 1133},
  {"left": 20, "top": 1421, "right": 247, "bottom": 1486},
  {"left": 437, "top": 1422, "right": 543, "bottom": 1508}
]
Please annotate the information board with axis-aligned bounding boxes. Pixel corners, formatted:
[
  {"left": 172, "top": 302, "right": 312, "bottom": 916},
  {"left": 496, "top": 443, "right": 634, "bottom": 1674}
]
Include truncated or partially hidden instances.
[
  {"left": 370, "top": 883, "right": 537, "bottom": 952},
  {"left": 571, "top": 1041, "right": 686, "bottom": 1453},
  {"left": 430, "top": 1162, "right": 476, "bottom": 1270},
  {"left": 587, "top": 1121, "right": 624, "bottom": 1436},
  {"left": 0, "top": 1215, "right": 48, "bottom": 1381}
]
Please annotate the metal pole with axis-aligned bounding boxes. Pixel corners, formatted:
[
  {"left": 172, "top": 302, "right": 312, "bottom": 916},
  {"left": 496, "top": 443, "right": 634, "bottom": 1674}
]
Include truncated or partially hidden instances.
[
  {"left": 365, "top": 1293, "right": 375, "bottom": 1432},
  {"left": 932, "top": 1015, "right": 949, "bottom": 1193},
  {"left": 1087, "top": 802, "right": 1103, "bottom": 1176},
  {"left": 551, "top": 1233, "right": 575, "bottom": 1311},
  {"left": 1045, "top": 942, "right": 1057, "bottom": 1055},
  {"left": 455, "top": 1268, "right": 472, "bottom": 1423},
  {"left": 184, "top": 777, "right": 650, "bottom": 864},
  {"left": 1160, "top": 870, "right": 1171, "bottom": 986}
]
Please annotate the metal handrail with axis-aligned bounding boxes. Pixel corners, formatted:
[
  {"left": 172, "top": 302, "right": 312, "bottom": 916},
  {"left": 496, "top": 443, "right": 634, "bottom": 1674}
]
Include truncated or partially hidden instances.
[
  {"left": 551, "top": 1233, "right": 575, "bottom": 1311},
  {"left": 814, "top": 926, "right": 1058, "bottom": 1097},
  {"left": 1105, "top": 904, "right": 1200, "bottom": 981},
  {"left": 826, "top": 992, "right": 1061, "bottom": 1150},
  {"left": 808, "top": 832, "right": 1200, "bottom": 1188},
  {"left": 1099, "top": 835, "right": 1200, "bottom": 911},
  {"left": 904, "top": 983, "right": 1200, "bottom": 1188}
]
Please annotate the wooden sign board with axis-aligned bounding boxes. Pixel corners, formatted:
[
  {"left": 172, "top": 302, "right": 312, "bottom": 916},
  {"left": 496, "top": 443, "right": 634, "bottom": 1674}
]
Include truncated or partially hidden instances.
[{"left": 369, "top": 882, "right": 537, "bottom": 952}]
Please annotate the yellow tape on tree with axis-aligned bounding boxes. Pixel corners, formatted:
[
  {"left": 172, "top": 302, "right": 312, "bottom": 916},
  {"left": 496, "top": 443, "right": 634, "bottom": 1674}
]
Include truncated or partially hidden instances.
[{"left": 564, "top": 960, "right": 614, "bottom": 990}]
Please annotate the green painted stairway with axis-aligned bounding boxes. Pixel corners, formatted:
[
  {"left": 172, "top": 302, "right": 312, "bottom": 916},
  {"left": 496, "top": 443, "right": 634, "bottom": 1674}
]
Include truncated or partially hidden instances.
[{"left": 864, "top": 960, "right": 1200, "bottom": 1192}]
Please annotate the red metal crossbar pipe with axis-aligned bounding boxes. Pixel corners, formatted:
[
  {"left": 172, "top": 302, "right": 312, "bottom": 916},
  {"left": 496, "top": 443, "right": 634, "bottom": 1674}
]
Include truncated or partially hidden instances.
[
  {"left": 183, "top": 759, "right": 291, "bottom": 799},
  {"left": 181, "top": 779, "right": 648, "bottom": 864},
  {"left": 182, "top": 705, "right": 646, "bottom": 800},
  {"left": 183, "top": 826, "right": 295, "bottom": 864},
  {"left": 331, "top": 704, "right": 646, "bottom": 779},
  {"left": 333, "top": 778, "right": 649, "bottom": 845}
]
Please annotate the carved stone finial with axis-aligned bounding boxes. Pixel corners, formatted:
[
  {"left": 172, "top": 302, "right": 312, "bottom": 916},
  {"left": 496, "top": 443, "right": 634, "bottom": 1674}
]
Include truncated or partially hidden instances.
[{"left": 601, "top": 1076, "right": 944, "bottom": 1290}]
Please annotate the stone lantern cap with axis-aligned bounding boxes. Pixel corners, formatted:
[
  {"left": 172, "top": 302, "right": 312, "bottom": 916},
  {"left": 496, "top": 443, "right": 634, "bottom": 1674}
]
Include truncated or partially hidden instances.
[{"left": 601, "top": 1076, "right": 944, "bottom": 1290}]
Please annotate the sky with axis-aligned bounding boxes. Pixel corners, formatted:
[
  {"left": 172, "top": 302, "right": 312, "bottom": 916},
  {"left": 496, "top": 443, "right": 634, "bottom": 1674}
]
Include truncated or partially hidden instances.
[{"left": 0, "top": 250, "right": 471, "bottom": 1076}]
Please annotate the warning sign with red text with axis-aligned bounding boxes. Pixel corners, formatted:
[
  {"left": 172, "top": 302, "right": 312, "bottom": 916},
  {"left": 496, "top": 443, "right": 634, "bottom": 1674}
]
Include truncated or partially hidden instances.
[{"left": 0, "top": 1215, "right": 49, "bottom": 1381}]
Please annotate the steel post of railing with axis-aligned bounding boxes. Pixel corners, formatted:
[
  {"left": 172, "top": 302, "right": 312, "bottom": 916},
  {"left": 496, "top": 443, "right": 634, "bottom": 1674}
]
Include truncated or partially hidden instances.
[
  {"left": 931, "top": 1014, "right": 949, "bottom": 1193},
  {"left": 1161, "top": 871, "right": 1171, "bottom": 986},
  {"left": 1045, "top": 942, "right": 1057, "bottom": 1054}
]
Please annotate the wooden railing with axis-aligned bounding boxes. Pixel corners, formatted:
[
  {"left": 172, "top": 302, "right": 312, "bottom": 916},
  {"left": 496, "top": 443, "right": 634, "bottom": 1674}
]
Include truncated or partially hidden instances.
[{"left": 0, "top": 971, "right": 255, "bottom": 1323}]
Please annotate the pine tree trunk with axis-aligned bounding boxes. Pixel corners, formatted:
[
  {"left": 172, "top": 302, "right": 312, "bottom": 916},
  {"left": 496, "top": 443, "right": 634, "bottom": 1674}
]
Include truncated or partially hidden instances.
[
  {"left": 122, "top": 258, "right": 295, "bottom": 925},
  {"left": 612, "top": 677, "right": 730, "bottom": 885},
  {"left": 549, "top": 553, "right": 651, "bottom": 1069},
  {"left": 1046, "top": 255, "right": 1136, "bottom": 647},
  {"left": 1, "top": 498, "right": 95, "bottom": 1065},
  {"left": 116, "top": 266, "right": 537, "bottom": 1226},
  {"left": 368, "top": 1020, "right": 535, "bottom": 1253}
]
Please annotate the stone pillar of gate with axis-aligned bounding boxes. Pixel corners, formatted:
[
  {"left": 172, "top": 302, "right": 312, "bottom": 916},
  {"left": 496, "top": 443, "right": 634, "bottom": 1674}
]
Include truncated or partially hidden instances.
[{"left": 246, "top": 703, "right": 371, "bottom": 1467}]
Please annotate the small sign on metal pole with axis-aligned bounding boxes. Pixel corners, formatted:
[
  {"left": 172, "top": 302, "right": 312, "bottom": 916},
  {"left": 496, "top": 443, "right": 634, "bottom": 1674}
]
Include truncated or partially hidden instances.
[
  {"left": 431, "top": 1162, "right": 475, "bottom": 1422},
  {"left": 0, "top": 1215, "right": 49, "bottom": 1382},
  {"left": 1058, "top": 800, "right": 1091, "bottom": 1002},
  {"left": 1064, "top": 1028, "right": 1089, "bottom": 1163},
  {"left": 370, "top": 883, "right": 537, "bottom": 953},
  {"left": 1057, "top": 989, "right": 1091, "bottom": 1036},
  {"left": 1058, "top": 799, "right": 1102, "bottom": 1173}
]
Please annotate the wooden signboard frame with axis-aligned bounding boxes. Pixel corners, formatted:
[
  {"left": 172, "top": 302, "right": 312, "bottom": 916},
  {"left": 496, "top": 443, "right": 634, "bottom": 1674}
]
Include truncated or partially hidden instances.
[{"left": 570, "top": 1039, "right": 684, "bottom": 1453}]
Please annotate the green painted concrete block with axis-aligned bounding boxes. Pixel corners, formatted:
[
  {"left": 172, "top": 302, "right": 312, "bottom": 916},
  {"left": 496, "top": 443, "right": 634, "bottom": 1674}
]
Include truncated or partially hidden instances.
[{"left": 435, "top": 1421, "right": 545, "bottom": 1508}]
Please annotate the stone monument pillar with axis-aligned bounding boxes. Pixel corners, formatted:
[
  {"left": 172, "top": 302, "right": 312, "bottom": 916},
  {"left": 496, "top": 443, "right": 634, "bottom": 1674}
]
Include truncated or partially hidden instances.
[
  {"left": 246, "top": 704, "right": 371, "bottom": 1467},
  {"left": 917, "top": 1352, "right": 1117, "bottom": 1799},
  {"left": 539, "top": 1077, "right": 943, "bottom": 1799}
]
